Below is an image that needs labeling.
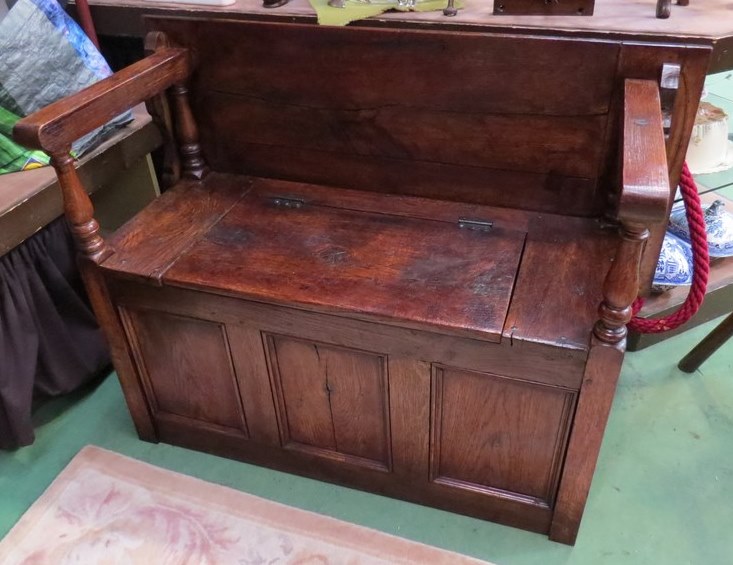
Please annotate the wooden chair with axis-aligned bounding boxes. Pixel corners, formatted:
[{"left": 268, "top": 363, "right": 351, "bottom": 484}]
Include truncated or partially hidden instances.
[{"left": 13, "top": 17, "right": 708, "bottom": 544}]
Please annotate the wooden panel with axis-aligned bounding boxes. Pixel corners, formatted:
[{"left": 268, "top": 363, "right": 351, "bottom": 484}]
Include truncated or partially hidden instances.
[
  {"left": 503, "top": 221, "right": 617, "bottom": 350},
  {"left": 209, "top": 144, "right": 600, "bottom": 217},
  {"left": 226, "top": 325, "right": 281, "bottom": 444},
  {"left": 148, "top": 18, "right": 618, "bottom": 216},
  {"left": 178, "top": 20, "right": 618, "bottom": 116},
  {"left": 103, "top": 173, "right": 251, "bottom": 282},
  {"left": 87, "top": 265, "right": 156, "bottom": 441},
  {"left": 251, "top": 177, "right": 536, "bottom": 230},
  {"left": 431, "top": 366, "right": 575, "bottom": 505},
  {"left": 269, "top": 337, "right": 335, "bottom": 450},
  {"left": 121, "top": 308, "right": 248, "bottom": 435},
  {"left": 151, "top": 411, "right": 553, "bottom": 535},
  {"left": 550, "top": 338, "right": 624, "bottom": 544},
  {"left": 327, "top": 353, "right": 390, "bottom": 465},
  {"left": 266, "top": 334, "right": 391, "bottom": 470},
  {"left": 388, "top": 357, "right": 431, "bottom": 482},
  {"left": 202, "top": 91, "right": 606, "bottom": 178},
  {"left": 166, "top": 183, "right": 526, "bottom": 342},
  {"left": 110, "top": 280, "right": 588, "bottom": 388}
]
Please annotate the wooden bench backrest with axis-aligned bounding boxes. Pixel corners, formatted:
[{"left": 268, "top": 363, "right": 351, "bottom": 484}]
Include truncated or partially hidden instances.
[{"left": 148, "top": 17, "right": 694, "bottom": 218}]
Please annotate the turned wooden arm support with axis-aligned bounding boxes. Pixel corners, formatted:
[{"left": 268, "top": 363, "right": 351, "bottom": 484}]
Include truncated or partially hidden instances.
[
  {"left": 12, "top": 46, "right": 193, "bottom": 264},
  {"left": 595, "top": 79, "right": 671, "bottom": 344}
]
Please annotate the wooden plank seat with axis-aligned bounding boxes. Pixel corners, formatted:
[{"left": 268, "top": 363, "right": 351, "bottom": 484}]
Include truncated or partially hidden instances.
[
  {"left": 13, "top": 16, "right": 703, "bottom": 544},
  {"left": 103, "top": 174, "right": 614, "bottom": 348}
]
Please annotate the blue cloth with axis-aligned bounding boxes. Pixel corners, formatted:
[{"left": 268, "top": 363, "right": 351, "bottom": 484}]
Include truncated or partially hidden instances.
[{"left": 0, "top": 0, "right": 131, "bottom": 162}]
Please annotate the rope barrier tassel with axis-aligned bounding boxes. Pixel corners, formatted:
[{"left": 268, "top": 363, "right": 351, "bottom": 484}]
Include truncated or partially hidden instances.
[{"left": 628, "top": 162, "right": 710, "bottom": 334}]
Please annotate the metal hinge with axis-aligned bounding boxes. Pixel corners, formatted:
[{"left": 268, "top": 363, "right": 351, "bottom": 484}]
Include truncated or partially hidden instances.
[
  {"left": 269, "top": 196, "right": 305, "bottom": 209},
  {"left": 458, "top": 218, "right": 493, "bottom": 232}
]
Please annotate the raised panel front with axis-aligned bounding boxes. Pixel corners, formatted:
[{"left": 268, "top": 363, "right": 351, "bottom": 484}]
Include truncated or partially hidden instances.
[
  {"left": 121, "top": 308, "right": 248, "bottom": 436},
  {"left": 266, "top": 334, "right": 391, "bottom": 471},
  {"left": 431, "top": 366, "right": 575, "bottom": 506}
]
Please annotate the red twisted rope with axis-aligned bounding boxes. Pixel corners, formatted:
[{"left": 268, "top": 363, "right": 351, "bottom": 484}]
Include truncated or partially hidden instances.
[{"left": 628, "top": 162, "right": 709, "bottom": 333}]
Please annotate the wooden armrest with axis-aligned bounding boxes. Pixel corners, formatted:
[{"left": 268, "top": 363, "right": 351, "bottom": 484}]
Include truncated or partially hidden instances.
[
  {"left": 618, "top": 79, "right": 671, "bottom": 226},
  {"left": 14, "top": 47, "right": 190, "bottom": 154},
  {"left": 594, "top": 79, "right": 671, "bottom": 344}
]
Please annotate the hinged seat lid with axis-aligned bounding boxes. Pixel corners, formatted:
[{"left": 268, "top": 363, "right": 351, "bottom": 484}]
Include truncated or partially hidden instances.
[{"left": 160, "top": 177, "right": 526, "bottom": 342}]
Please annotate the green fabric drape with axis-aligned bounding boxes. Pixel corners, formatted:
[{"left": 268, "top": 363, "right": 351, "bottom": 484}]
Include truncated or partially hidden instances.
[
  {"left": 0, "top": 105, "right": 49, "bottom": 175},
  {"left": 309, "top": 0, "right": 461, "bottom": 27}
]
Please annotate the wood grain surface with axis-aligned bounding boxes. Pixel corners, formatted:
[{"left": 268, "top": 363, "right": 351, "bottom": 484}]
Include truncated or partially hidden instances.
[
  {"left": 14, "top": 48, "right": 189, "bottom": 154},
  {"left": 109, "top": 280, "right": 587, "bottom": 388},
  {"left": 164, "top": 180, "right": 526, "bottom": 342},
  {"left": 29, "top": 11, "right": 708, "bottom": 545},
  {"left": 89, "top": 0, "right": 733, "bottom": 44},
  {"left": 104, "top": 173, "right": 251, "bottom": 281},
  {"left": 618, "top": 80, "right": 670, "bottom": 225},
  {"left": 151, "top": 18, "right": 617, "bottom": 218},
  {"left": 108, "top": 278, "right": 576, "bottom": 536},
  {"left": 549, "top": 338, "right": 624, "bottom": 544},
  {"left": 431, "top": 365, "right": 575, "bottom": 505},
  {"left": 122, "top": 308, "right": 249, "bottom": 434},
  {"left": 267, "top": 335, "right": 391, "bottom": 469}
]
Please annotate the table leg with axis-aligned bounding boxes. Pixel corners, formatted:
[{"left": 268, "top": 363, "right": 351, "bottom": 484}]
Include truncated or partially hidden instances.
[{"left": 678, "top": 312, "right": 733, "bottom": 373}]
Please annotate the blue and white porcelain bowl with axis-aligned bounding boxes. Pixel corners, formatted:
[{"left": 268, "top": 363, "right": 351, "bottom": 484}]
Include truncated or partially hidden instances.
[
  {"left": 652, "top": 232, "right": 694, "bottom": 293},
  {"left": 668, "top": 199, "right": 733, "bottom": 258}
]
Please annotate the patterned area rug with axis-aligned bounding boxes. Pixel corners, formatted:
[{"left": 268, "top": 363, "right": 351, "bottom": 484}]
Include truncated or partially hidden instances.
[{"left": 0, "top": 446, "right": 492, "bottom": 564}]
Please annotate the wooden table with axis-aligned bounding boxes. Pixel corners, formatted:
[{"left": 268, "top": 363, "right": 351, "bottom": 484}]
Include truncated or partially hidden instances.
[
  {"left": 1, "top": 105, "right": 161, "bottom": 255},
  {"left": 73, "top": 0, "right": 733, "bottom": 71}
]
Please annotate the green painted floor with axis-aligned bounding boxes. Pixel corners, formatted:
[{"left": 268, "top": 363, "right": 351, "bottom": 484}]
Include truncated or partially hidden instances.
[{"left": 1, "top": 315, "right": 731, "bottom": 565}]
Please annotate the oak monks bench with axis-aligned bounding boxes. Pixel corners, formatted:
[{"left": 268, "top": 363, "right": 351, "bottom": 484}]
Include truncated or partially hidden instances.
[{"left": 14, "top": 15, "right": 707, "bottom": 544}]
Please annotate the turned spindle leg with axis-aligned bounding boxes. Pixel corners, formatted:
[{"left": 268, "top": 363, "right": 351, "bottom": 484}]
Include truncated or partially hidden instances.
[
  {"left": 50, "top": 150, "right": 157, "bottom": 441},
  {"left": 50, "top": 151, "right": 111, "bottom": 263},
  {"left": 594, "top": 223, "right": 649, "bottom": 344},
  {"left": 169, "top": 84, "right": 208, "bottom": 180}
]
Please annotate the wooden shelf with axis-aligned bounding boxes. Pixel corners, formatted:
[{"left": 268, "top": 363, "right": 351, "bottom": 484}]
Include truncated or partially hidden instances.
[
  {"left": 628, "top": 192, "right": 733, "bottom": 350},
  {"left": 0, "top": 105, "right": 161, "bottom": 255},
  {"left": 72, "top": 0, "right": 733, "bottom": 71}
]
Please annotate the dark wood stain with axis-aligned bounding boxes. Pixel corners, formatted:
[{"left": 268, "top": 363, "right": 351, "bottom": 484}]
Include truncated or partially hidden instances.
[
  {"left": 164, "top": 181, "right": 526, "bottom": 343},
  {"left": 16, "top": 14, "right": 711, "bottom": 546}
]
